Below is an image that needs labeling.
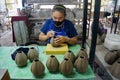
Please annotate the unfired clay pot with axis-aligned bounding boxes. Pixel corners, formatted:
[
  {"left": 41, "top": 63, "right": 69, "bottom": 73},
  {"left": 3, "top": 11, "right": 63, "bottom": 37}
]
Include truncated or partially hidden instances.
[
  {"left": 104, "top": 51, "right": 118, "bottom": 65},
  {"left": 27, "top": 47, "right": 39, "bottom": 62},
  {"left": 15, "top": 51, "right": 27, "bottom": 67},
  {"left": 60, "top": 58, "right": 73, "bottom": 75},
  {"left": 77, "top": 48, "right": 88, "bottom": 59},
  {"left": 74, "top": 55, "right": 88, "bottom": 73},
  {"left": 109, "top": 58, "right": 120, "bottom": 79},
  {"left": 64, "top": 50, "right": 75, "bottom": 63},
  {"left": 100, "top": 33, "right": 106, "bottom": 42},
  {"left": 31, "top": 59, "right": 45, "bottom": 77},
  {"left": 46, "top": 55, "right": 59, "bottom": 72},
  {"left": 50, "top": 36, "right": 60, "bottom": 47},
  {"left": 117, "top": 50, "right": 120, "bottom": 57}
]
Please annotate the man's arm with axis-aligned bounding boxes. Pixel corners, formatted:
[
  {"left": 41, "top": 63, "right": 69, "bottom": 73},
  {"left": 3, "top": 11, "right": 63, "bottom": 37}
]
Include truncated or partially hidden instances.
[
  {"left": 55, "top": 36, "right": 78, "bottom": 45},
  {"left": 66, "top": 36, "right": 78, "bottom": 44},
  {"left": 39, "top": 31, "right": 55, "bottom": 41},
  {"left": 39, "top": 32, "right": 49, "bottom": 41}
]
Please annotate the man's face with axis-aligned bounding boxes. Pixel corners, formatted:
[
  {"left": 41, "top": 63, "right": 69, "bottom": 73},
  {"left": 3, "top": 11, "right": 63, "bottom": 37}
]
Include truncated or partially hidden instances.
[{"left": 52, "top": 11, "right": 65, "bottom": 22}]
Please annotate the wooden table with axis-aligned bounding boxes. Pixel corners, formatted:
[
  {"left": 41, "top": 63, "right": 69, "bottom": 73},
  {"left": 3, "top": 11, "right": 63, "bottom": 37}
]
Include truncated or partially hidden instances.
[{"left": 0, "top": 45, "right": 95, "bottom": 79}]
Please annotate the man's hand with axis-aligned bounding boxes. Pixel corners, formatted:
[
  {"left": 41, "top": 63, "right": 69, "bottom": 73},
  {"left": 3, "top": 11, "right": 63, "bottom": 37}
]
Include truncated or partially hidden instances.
[
  {"left": 54, "top": 36, "right": 68, "bottom": 44},
  {"left": 46, "top": 30, "right": 55, "bottom": 38}
]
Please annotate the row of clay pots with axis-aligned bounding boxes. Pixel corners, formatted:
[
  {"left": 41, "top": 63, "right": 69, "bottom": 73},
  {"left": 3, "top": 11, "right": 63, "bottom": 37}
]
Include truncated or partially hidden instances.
[
  {"left": 31, "top": 48, "right": 88, "bottom": 77},
  {"left": 104, "top": 50, "right": 120, "bottom": 79},
  {"left": 63, "top": 49, "right": 88, "bottom": 73},
  {"left": 46, "top": 49, "right": 88, "bottom": 75},
  {"left": 15, "top": 47, "right": 39, "bottom": 67},
  {"left": 15, "top": 48, "right": 88, "bottom": 77}
]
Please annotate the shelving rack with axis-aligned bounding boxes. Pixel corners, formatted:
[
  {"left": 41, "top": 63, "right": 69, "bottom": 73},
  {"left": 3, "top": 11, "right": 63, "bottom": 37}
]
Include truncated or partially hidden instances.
[{"left": 27, "top": 0, "right": 92, "bottom": 42}]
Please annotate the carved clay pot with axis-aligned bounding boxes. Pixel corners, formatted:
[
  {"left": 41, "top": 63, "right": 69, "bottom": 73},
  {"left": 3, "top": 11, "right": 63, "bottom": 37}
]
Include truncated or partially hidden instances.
[
  {"left": 60, "top": 58, "right": 73, "bottom": 75},
  {"left": 27, "top": 47, "right": 39, "bottom": 62},
  {"left": 15, "top": 51, "right": 27, "bottom": 67},
  {"left": 101, "top": 33, "right": 106, "bottom": 42},
  {"left": 74, "top": 55, "right": 88, "bottom": 73},
  {"left": 77, "top": 48, "right": 88, "bottom": 59},
  {"left": 104, "top": 51, "right": 118, "bottom": 65},
  {"left": 31, "top": 59, "right": 45, "bottom": 77},
  {"left": 50, "top": 36, "right": 60, "bottom": 47},
  {"left": 117, "top": 50, "right": 120, "bottom": 57},
  {"left": 109, "top": 58, "right": 120, "bottom": 79},
  {"left": 64, "top": 50, "right": 75, "bottom": 63},
  {"left": 46, "top": 55, "right": 59, "bottom": 72}
]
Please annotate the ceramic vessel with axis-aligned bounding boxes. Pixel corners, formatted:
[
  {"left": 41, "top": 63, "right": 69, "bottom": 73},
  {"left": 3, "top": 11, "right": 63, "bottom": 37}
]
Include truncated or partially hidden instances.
[
  {"left": 60, "top": 58, "right": 73, "bottom": 75},
  {"left": 50, "top": 36, "right": 60, "bottom": 47},
  {"left": 64, "top": 50, "right": 75, "bottom": 63},
  {"left": 109, "top": 58, "right": 120, "bottom": 79},
  {"left": 117, "top": 50, "right": 120, "bottom": 57},
  {"left": 77, "top": 48, "right": 88, "bottom": 59},
  {"left": 46, "top": 55, "right": 59, "bottom": 72},
  {"left": 15, "top": 51, "right": 27, "bottom": 67},
  {"left": 27, "top": 47, "right": 39, "bottom": 62},
  {"left": 31, "top": 59, "right": 45, "bottom": 77},
  {"left": 101, "top": 33, "right": 106, "bottom": 42},
  {"left": 104, "top": 51, "right": 118, "bottom": 65},
  {"left": 74, "top": 55, "right": 88, "bottom": 73}
]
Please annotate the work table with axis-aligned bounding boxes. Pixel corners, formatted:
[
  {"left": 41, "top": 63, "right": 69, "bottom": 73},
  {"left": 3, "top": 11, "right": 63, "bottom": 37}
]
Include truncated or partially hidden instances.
[{"left": 0, "top": 45, "right": 94, "bottom": 79}]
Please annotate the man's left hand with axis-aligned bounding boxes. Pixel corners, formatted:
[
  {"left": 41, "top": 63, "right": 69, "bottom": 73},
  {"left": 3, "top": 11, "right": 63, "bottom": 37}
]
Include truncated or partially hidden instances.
[{"left": 54, "top": 36, "right": 68, "bottom": 44}]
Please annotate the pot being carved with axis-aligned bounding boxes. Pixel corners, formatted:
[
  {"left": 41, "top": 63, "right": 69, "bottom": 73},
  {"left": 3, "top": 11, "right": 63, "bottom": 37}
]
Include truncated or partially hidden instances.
[
  {"left": 74, "top": 55, "right": 88, "bottom": 73},
  {"left": 31, "top": 59, "right": 45, "bottom": 77},
  {"left": 77, "top": 48, "right": 88, "bottom": 59},
  {"left": 104, "top": 51, "right": 118, "bottom": 65},
  {"left": 15, "top": 51, "right": 27, "bottom": 67},
  {"left": 109, "top": 58, "right": 120, "bottom": 79},
  {"left": 27, "top": 47, "right": 39, "bottom": 62},
  {"left": 50, "top": 36, "right": 60, "bottom": 47},
  {"left": 60, "top": 58, "right": 73, "bottom": 75},
  {"left": 46, "top": 55, "right": 59, "bottom": 72},
  {"left": 64, "top": 50, "right": 75, "bottom": 63}
]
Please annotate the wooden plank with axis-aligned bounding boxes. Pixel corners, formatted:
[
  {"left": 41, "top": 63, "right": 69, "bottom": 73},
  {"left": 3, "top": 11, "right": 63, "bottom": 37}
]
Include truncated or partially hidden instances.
[{"left": 0, "top": 69, "right": 10, "bottom": 80}]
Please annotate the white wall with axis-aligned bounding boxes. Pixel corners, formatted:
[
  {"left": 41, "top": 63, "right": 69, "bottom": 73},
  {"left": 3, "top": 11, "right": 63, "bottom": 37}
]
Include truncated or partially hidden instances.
[{"left": 0, "top": 0, "right": 6, "bottom": 11}]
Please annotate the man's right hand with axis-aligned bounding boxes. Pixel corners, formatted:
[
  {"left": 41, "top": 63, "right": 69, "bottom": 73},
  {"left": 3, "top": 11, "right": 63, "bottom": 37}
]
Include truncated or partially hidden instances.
[{"left": 46, "top": 30, "right": 55, "bottom": 38}]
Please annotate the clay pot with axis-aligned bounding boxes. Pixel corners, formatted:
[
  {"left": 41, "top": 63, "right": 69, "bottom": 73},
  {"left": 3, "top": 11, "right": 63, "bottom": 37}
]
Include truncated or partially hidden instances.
[
  {"left": 117, "top": 50, "right": 120, "bottom": 57},
  {"left": 74, "top": 55, "right": 88, "bottom": 73},
  {"left": 27, "top": 47, "right": 39, "bottom": 62},
  {"left": 50, "top": 36, "right": 60, "bottom": 47},
  {"left": 31, "top": 59, "right": 45, "bottom": 77},
  {"left": 46, "top": 55, "right": 59, "bottom": 72},
  {"left": 15, "top": 51, "right": 27, "bottom": 67},
  {"left": 64, "top": 50, "right": 76, "bottom": 63},
  {"left": 104, "top": 51, "right": 118, "bottom": 65},
  {"left": 109, "top": 58, "right": 120, "bottom": 79},
  {"left": 60, "top": 58, "right": 73, "bottom": 75},
  {"left": 77, "top": 48, "right": 88, "bottom": 59},
  {"left": 101, "top": 33, "right": 106, "bottom": 42}
]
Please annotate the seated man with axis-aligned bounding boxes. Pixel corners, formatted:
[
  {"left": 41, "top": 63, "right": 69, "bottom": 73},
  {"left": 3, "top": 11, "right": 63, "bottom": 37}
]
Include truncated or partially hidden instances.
[{"left": 39, "top": 5, "right": 78, "bottom": 45}]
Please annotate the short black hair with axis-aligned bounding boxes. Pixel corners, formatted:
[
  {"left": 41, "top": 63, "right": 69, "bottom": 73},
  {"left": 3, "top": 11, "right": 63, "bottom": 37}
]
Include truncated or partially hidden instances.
[{"left": 52, "top": 5, "right": 66, "bottom": 16}]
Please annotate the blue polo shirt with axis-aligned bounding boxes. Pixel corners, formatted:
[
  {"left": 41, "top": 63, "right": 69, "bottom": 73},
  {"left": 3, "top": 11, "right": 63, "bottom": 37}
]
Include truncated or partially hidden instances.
[{"left": 40, "top": 18, "right": 78, "bottom": 38}]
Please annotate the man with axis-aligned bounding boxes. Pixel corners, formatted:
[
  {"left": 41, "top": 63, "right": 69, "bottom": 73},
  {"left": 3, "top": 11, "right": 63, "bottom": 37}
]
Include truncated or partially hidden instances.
[{"left": 39, "top": 5, "right": 78, "bottom": 45}]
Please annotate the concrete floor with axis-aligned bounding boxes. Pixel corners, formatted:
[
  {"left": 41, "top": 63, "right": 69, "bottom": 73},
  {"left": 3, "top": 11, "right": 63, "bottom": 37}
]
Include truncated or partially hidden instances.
[{"left": 0, "top": 29, "right": 16, "bottom": 46}]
